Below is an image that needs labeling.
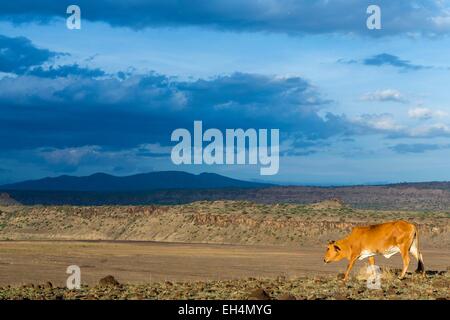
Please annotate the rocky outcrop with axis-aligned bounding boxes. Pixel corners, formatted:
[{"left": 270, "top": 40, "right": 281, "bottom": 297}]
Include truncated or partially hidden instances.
[{"left": 0, "top": 201, "right": 448, "bottom": 247}]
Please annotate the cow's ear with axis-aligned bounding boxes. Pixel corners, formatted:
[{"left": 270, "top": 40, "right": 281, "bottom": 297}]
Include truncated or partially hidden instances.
[
  {"left": 333, "top": 245, "right": 341, "bottom": 252},
  {"left": 328, "top": 240, "right": 335, "bottom": 245}
]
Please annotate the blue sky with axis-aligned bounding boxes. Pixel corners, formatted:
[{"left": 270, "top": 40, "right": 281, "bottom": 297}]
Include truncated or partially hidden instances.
[{"left": 1, "top": 0, "right": 450, "bottom": 185}]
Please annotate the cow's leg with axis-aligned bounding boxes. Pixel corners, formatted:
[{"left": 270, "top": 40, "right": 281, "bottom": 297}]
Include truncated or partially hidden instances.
[
  {"left": 343, "top": 256, "right": 357, "bottom": 282},
  {"left": 399, "top": 245, "right": 410, "bottom": 279},
  {"left": 409, "top": 234, "right": 425, "bottom": 275}
]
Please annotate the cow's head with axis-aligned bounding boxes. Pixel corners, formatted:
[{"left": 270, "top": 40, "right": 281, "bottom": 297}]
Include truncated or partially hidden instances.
[{"left": 324, "top": 240, "right": 345, "bottom": 263}]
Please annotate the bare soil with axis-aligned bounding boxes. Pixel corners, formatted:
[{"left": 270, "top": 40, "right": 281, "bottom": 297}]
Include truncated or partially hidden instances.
[
  {"left": 0, "top": 241, "right": 448, "bottom": 285},
  {"left": 0, "top": 241, "right": 448, "bottom": 300}
]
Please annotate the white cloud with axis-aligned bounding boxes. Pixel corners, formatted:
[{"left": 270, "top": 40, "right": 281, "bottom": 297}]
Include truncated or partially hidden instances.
[
  {"left": 361, "top": 89, "right": 406, "bottom": 103},
  {"left": 431, "top": 6, "right": 450, "bottom": 29},
  {"left": 432, "top": 15, "right": 450, "bottom": 27},
  {"left": 355, "top": 113, "right": 403, "bottom": 131},
  {"left": 137, "top": 143, "right": 172, "bottom": 155},
  {"left": 38, "top": 143, "right": 172, "bottom": 167},
  {"left": 408, "top": 123, "right": 450, "bottom": 137},
  {"left": 39, "top": 145, "right": 101, "bottom": 165},
  {"left": 408, "top": 107, "right": 448, "bottom": 120}
]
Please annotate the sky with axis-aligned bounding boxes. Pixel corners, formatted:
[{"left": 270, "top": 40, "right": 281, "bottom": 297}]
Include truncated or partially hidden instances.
[{"left": 1, "top": 0, "right": 450, "bottom": 185}]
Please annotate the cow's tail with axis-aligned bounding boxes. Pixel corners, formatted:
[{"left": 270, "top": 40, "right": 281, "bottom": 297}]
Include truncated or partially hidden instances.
[{"left": 410, "top": 225, "right": 425, "bottom": 275}]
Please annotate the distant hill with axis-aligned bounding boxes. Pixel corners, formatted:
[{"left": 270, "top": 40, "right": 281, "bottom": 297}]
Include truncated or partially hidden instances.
[
  {"left": 3, "top": 173, "right": 450, "bottom": 211},
  {"left": 0, "top": 171, "right": 272, "bottom": 192},
  {"left": 387, "top": 181, "right": 450, "bottom": 191}
]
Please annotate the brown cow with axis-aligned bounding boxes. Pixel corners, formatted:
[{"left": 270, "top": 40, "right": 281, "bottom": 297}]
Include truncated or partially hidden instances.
[{"left": 323, "top": 220, "right": 425, "bottom": 281}]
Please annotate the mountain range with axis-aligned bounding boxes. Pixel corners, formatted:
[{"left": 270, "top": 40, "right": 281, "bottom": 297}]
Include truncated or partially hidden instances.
[
  {"left": 3, "top": 172, "right": 450, "bottom": 210},
  {"left": 0, "top": 171, "right": 272, "bottom": 192}
]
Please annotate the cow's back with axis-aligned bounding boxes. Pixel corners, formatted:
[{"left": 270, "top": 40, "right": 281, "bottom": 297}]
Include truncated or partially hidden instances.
[{"left": 347, "top": 220, "right": 415, "bottom": 253}]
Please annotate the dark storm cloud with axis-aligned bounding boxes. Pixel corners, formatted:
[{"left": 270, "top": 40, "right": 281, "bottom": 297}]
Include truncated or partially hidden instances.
[
  {"left": 0, "top": 34, "right": 60, "bottom": 74},
  {"left": 0, "top": 34, "right": 103, "bottom": 79},
  {"left": 0, "top": 70, "right": 358, "bottom": 151},
  {"left": 0, "top": 34, "right": 394, "bottom": 155},
  {"left": 27, "top": 64, "right": 106, "bottom": 78},
  {"left": 0, "top": 0, "right": 449, "bottom": 36}
]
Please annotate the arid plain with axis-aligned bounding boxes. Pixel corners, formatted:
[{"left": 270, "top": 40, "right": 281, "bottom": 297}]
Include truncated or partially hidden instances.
[{"left": 0, "top": 200, "right": 448, "bottom": 299}]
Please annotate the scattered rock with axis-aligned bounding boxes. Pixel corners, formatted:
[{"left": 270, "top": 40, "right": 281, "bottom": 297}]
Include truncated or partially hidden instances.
[
  {"left": 42, "top": 281, "right": 53, "bottom": 289},
  {"left": 98, "top": 275, "right": 120, "bottom": 287},
  {"left": 248, "top": 288, "right": 271, "bottom": 300}
]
